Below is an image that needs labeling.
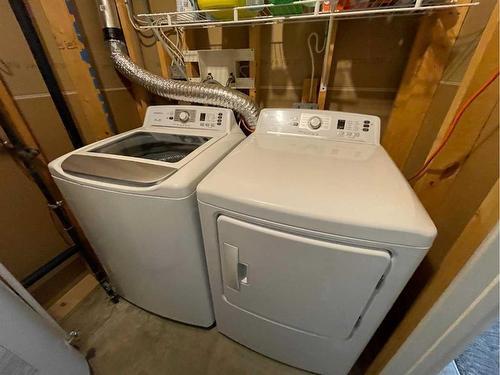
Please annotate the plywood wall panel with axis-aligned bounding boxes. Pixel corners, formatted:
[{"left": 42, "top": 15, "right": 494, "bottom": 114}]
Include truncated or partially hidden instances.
[
  {"left": 331, "top": 17, "right": 419, "bottom": 89},
  {"left": 0, "top": 155, "right": 69, "bottom": 280},
  {"left": 72, "top": 0, "right": 130, "bottom": 88},
  {"left": 0, "top": 2, "right": 64, "bottom": 95},
  {"left": 15, "top": 97, "right": 74, "bottom": 161},
  {"left": 403, "top": 83, "right": 459, "bottom": 176},
  {"left": 259, "top": 23, "right": 327, "bottom": 91},
  {"left": 29, "top": 255, "right": 88, "bottom": 308},
  {"left": 425, "top": 103, "right": 499, "bottom": 269},
  {"left": 327, "top": 93, "right": 394, "bottom": 129},
  {"left": 441, "top": 0, "right": 497, "bottom": 83},
  {"left": 402, "top": 0, "right": 497, "bottom": 176},
  {"left": 104, "top": 89, "right": 142, "bottom": 132}
]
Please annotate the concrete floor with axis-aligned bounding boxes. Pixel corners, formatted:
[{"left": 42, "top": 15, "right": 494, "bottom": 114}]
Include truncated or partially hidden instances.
[{"left": 63, "top": 288, "right": 354, "bottom": 375}]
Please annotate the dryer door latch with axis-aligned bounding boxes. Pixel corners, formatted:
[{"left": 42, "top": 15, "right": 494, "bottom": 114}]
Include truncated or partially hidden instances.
[{"left": 221, "top": 243, "right": 248, "bottom": 291}]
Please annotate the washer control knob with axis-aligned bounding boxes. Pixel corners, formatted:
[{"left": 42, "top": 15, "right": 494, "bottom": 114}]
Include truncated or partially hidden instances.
[
  {"left": 178, "top": 111, "right": 190, "bottom": 123},
  {"left": 308, "top": 116, "right": 322, "bottom": 130}
]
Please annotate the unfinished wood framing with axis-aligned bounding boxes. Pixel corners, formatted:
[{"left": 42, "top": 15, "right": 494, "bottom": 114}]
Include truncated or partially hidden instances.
[
  {"left": 115, "top": 0, "right": 149, "bottom": 119},
  {"left": 0, "top": 76, "right": 93, "bottom": 304},
  {"left": 0, "top": 73, "right": 69, "bottom": 225},
  {"left": 366, "top": 180, "right": 499, "bottom": 375},
  {"left": 302, "top": 79, "right": 319, "bottom": 103},
  {"left": 381, "top": 9, "right": 468, "bottom": 170},
  {"left": 182, "top": 30, "right": 198, "bottom": 79},
  {"left": 364, "top": 6, "right": 499, "bottom": 373},
  {"left": 37, "top": 0, "right": 115, "bottom": 143},
  {"left": 48, "top": 273, "right": 98, "bottom": 321},
  {"left": 0, "top": 76, "right": 62, "bottom": 201},
  {"left": 249, "top": 25, "right": 261, "bottom": 103},
  {"left": 413, "top": 5, "right": 499, "bottom": 211},
  {"left": 156, "top": 41, "right": 172, "bottom": 78},
  {"left": 317, "top": 18, "right": 338, "bottom": 110},
  {"left": 0, "top": 78, "right": 48, "bottom": 162}
]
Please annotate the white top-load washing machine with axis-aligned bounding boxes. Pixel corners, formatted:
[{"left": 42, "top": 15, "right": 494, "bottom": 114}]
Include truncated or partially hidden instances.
[
  {"left": 197, "top": 109, "right": 437, "bottom": 374},
  {"left": 49, "top": 105, "right": 244, "bottom": 327}
]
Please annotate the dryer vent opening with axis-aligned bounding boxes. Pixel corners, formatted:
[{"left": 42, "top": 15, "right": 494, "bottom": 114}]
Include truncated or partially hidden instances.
[{"left": 94, "top": 0, "right": 260, "bottom": 129}]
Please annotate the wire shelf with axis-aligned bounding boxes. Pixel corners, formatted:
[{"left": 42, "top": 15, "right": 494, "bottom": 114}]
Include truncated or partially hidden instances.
[{"left": 133, "top": 0, "right": 477, "bottom": 29}]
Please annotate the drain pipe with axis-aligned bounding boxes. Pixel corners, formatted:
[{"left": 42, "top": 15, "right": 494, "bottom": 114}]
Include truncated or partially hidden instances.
[{"left": 95, "top": 0, "right": 260, "bottom": 128}]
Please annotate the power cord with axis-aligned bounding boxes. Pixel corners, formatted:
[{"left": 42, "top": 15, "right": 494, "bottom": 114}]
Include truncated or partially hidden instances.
[
  {"left": 307, "top": 32, "right": 326, "bottom": 102},
  {"left": 409, "top": 70, "right": 499, "bottom": 182}
]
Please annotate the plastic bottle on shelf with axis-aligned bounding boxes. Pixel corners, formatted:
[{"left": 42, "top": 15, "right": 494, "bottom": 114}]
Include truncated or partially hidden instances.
[
  {"left": 197, "top": 0, "right": 259, "bottom": 20},
  {"left": 246, "top": 0, "right": 265, "bottom": 12},
  {"left": 176, "top": 0, "right": 198, "bottom": 20},
  {"left": 176, "top": 0, "right": 197, "bottom": 12},
  {"left": 269, "top": 0, "right": 303, "bottom": 16}
]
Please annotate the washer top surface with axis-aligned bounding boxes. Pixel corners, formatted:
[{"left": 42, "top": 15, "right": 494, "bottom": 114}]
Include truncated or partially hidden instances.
[
  {"left": 49, "top": 105, "right": 244, "bottom": 198},
  {"left": 197, "top": 109, "right": 436, "bottom": 248}
]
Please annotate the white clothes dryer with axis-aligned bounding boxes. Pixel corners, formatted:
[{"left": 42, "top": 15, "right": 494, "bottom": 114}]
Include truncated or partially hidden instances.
[
  {"left": 49, "top": 105, "right": 244, "bottom": 327},
  {"left": 197, "top": 109, "right": 437, "bottom": 373}
]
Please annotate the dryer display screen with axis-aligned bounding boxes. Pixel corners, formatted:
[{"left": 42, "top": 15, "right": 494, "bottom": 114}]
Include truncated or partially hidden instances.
[{"left": 91, "top": 132, "right": 211, "bottom": 163}]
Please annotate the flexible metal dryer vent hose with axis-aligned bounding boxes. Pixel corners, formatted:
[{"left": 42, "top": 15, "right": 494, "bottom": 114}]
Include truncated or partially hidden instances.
[
  {"left": 96, "top": 0, "right": 259, "bottom": 128},
  {"left": 108, "top": 40, "right": 259, "bottom": 128}
]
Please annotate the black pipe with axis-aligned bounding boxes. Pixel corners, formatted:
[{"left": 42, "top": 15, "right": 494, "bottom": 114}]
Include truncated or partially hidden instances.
[
  {"left": 22, "top": 246, "right": 79, "bottom": 288},
  {"left": 8, "top": 0, "right": 84, "bottom": 149}
]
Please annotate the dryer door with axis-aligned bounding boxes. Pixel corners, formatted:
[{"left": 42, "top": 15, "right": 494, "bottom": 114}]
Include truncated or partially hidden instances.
[{"left": 217, "top": 216, "right": 391, "bottom": 338}]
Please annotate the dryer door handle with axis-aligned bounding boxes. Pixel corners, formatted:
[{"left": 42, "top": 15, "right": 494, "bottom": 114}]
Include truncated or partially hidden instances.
[{"left": 221, "top": 243, "right": 247, "bottom": 291}]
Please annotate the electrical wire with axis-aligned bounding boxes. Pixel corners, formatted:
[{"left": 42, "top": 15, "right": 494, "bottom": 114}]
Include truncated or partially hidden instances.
[
  {"left": 152, "top": 28, "right": 189, "bottom": 80},
  {"left": 409, "top": 70, "right": 499, "bottom": 182},
  {"left": 307, "top": 32, "right": 326, "bottom": 102},
  {"left": 125, "top": 0, "right": 188, "bottom": 78},
  {"left": 124, "top": 0, "right": 154, "bottom": 38},
  {"left": 159, "top": 28, "right": 185, "bottom": 62}
]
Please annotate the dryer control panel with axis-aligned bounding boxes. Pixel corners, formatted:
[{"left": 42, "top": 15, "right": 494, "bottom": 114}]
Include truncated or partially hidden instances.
[
  {"left": 256, "top": 109, "right": 380, "bottom": 145},
  {"left": 143, "top": 105, "right": 235, "bottom": 132}
]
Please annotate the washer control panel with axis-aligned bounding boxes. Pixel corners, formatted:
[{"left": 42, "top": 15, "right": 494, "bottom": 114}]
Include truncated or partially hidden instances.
[
  {"left": 257, "top": 109, "right": 380, "bottom": 145},
  {"left": 143, "top": 105, "right": 234, "bottom": 132}
]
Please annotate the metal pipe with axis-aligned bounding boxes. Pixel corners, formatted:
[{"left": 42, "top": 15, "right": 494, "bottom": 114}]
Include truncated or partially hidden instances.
[
  {"left": 8, "top": 0, "right": 84, "bottom": 149},
  {"left": 95, "top": 0, "right": 260, "bottom": 128}
]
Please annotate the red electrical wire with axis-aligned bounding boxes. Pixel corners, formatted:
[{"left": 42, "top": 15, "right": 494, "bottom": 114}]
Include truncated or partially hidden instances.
[{"left": 409, "top": 70, "right": 499, "bottom": 182}]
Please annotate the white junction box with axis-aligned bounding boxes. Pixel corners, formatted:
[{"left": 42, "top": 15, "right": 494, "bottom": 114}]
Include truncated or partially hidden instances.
[{"left": 183, "top": 49, "right": 255, "bottom": 89}]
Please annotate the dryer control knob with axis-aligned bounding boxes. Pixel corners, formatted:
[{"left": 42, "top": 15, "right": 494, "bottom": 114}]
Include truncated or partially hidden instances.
[
  {"left": 178, "top": 111, "right": 190, "bottom": 123},
  {"left": 308, "top": 116, "right": 322, "bottom": 130}
]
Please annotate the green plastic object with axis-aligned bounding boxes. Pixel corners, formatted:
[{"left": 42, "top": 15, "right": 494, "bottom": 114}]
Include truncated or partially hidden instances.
[{"left": 269, "top": 0, "right": 303, "bottom": 15}]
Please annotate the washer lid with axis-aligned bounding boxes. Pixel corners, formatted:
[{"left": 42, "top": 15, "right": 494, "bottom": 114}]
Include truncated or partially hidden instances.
[
  {"left": 197, "top": 134, "right": 437, "bottom": 248},
  {"left": 61, "top": 154, "right": 177, "bottom": 187}
]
